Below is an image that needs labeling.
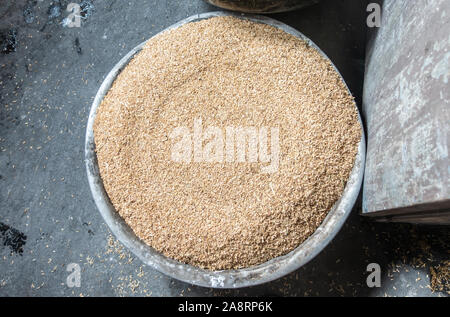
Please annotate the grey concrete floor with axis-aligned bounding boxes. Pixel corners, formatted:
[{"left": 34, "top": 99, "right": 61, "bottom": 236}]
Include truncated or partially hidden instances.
[{"left": 0, "top": 0, "right": 448, "bottom": 297}]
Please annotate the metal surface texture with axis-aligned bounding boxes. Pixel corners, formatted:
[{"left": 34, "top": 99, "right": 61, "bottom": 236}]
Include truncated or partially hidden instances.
[
  {"left": 362, "top": 0, "right": 450, "bottom": 218},
  {"left": 85, "top": 12, "right": 366, "bottom": 288}
]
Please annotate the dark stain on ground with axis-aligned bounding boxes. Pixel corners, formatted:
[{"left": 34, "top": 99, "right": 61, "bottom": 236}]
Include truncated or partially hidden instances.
[
  {"left": 80, "top": 0, "right": 95, "bottom": 18},
  {"left": 82, "top": 222, "right": 94, "bottom": 236},
  {"left": 0, "top": 222, "right": 27, "bottom": 255},
  {"left": 48, "top": 1, "right": 62, "bottom": 20},
  {"left": 74, "top": 37, "right": 82, "bottom": 55},
  {"left": 0, "top": 29, "right": 17, "bottom": 54}
]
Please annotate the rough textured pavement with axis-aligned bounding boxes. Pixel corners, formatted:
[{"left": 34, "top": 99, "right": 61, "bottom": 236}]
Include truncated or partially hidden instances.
[{"left": 0, "top": 0, "right": 448, "bottom": 296}]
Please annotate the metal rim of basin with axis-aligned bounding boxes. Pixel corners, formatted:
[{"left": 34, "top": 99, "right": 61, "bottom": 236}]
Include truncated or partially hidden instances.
[
  {"left": 202, "top": 0, "right": 321, "bottom": 14},
  {"left": 85, "top": 11, "right": 366, "bottom": 289}
]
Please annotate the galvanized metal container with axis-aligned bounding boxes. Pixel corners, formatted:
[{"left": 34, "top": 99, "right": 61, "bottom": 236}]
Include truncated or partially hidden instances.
[
  {"left": 85, "top": 12, "right": 366, "bottom": 288},
  {"left": 203, "top": 0, "right": 320, "bottom": 13}
]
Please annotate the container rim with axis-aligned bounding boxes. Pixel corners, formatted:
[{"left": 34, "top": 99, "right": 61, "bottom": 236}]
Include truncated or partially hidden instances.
[{"left": 85, "top": 11, "right": 366, "bottom": 289}]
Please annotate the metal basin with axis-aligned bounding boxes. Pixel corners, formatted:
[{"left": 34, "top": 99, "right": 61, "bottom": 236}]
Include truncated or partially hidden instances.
[
  {"left": 85, "top": 12, "right": 366, "bottom": 288},
  {"left": 203, "top": 0, "right": 320, "bottom": 13}
]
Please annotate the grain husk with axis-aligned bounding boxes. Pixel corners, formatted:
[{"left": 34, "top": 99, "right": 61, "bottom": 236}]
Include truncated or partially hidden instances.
[{"left": 94, "top": 16, "right": 361, "bottom": 270}]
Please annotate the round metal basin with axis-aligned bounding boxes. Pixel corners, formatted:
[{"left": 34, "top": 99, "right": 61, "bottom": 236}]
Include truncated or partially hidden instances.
[
  {"left": 85, "top": 11, "right": 366, "bottom": 289},
  {"left": 202, "top": 0, "right": 321, "bottom": 13}
]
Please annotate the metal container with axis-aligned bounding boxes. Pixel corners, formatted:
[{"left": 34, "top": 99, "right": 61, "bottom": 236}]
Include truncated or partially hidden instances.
[
  {"left": 85, "top": 12, "right": 366, "bottom": 288},
  {"left": 203, "top": 0, "right": 320, "bottom": 13}
]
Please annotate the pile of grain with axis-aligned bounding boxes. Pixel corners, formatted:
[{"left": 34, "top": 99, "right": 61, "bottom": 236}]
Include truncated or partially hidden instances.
[{"left": 94, "top": 16, "right": 361, "bottom": 270}]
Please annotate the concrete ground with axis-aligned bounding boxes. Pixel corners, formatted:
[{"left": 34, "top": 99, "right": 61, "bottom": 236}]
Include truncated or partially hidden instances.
[{"left": 0, "top": 0, "right": 448, "bottom": 297}]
